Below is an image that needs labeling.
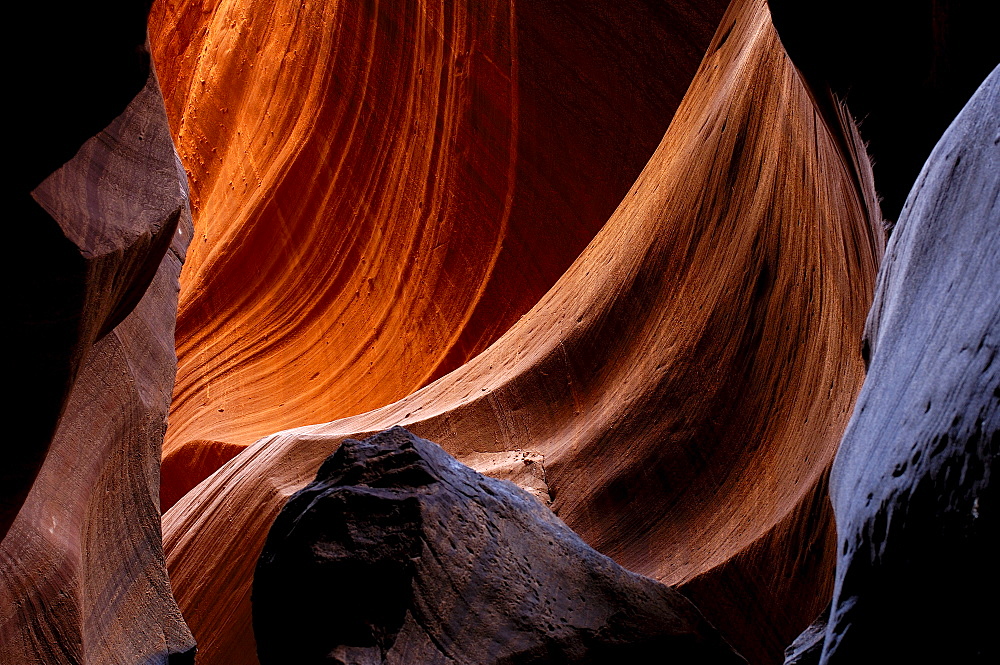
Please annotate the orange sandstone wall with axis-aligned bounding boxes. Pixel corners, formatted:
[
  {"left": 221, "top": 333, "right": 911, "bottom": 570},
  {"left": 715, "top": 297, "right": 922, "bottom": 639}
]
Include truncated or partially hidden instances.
[
  {"left": 148, "top": 0, "right": 729, "bottom": 508},
  {"left": 161, "top": 0, "right": 883, "bottom": 662}
]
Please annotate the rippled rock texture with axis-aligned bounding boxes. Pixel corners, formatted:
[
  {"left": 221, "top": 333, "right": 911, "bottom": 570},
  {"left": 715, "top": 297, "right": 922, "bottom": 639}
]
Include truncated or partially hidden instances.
[
  {"left": 161, "top": 1, "right": 883, "bottom": 663},
  {"left": 795, "top": 66, "right": 998, "bottom": 665},
  {"left": 149, "top": 0, "right": 731, "bottom": 508},
  {"left": 9, "top": 1, "right": 993, "bottom": 664},
  {"left": 253, "top": 427, "right": 745, "bottom": 665}
]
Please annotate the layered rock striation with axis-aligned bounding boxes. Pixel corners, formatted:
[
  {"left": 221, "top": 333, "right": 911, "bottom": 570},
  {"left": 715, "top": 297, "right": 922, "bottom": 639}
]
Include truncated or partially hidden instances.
[
  {"left": 7, "top": 0, "right": 184, "bottom": 539},
  {"left": 6, "top": 3, "right": 995, "bottom": 665},
  {"left": 148, "top": 0, "right": 730, "bottom": 507},
  {"left": 162, "top": 1, "right": 884, "bottom": 662},
  {"left": 1, "top": 71, "right": 195, "bottom": 664}
]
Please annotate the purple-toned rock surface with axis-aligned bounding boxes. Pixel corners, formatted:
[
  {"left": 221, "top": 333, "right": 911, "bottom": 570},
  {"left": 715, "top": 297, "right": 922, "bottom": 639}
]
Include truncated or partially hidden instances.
[
  {"left": 792, "top": 66, "right": 999, "bottom": 664},
  {"left": 1, "top": 69, "right": 196, "bottom": 664}
]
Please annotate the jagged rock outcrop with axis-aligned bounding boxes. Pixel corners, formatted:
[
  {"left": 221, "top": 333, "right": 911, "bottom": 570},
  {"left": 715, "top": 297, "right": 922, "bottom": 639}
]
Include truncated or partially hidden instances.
[
  {"left": 781, "top": 610, "right": 826, "bottom": 665},
  {"left": 162, "top": 1, "right": 883, "bottom": 663},
  {"left": 792, "top": 66, "right": 998, "bottom": 664},
  {"left": 253, "top": 427, "right": 746, "bottom": 665},
  {"left": 6, "top": 1, "right": 185, "bottom": 539},
  {"left": 0, "top": 71, "right": 196, "bottom": 665},
  {"left": 147, "top": 0, "right": 730, "bottom": 507}
]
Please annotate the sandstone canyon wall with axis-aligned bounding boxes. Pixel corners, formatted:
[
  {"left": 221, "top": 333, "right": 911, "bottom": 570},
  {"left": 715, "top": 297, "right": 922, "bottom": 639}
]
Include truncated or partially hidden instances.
[
  {"left": 148, "top": 0, "right": 731, "bottom": 509},
  {"left": 5, "top": 1, "right": 995, "bottom": 664},
  {"left": 7, "top": 1, "right": 173, "bottom": 541},
  {"left": 160, "top": 1, "right": 884, "bottom": 662}
]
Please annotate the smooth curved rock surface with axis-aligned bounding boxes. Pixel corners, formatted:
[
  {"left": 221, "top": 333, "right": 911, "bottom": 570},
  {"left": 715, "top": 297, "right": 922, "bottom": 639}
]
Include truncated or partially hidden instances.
[
  {"left": 160, "top": 438, "right": 249, "bottom": 510},
  {"left": 804, "top": 66, "right": 999, "bottom": 664},
  {"left": 148, "top": 0, "right": 730, "bottom": 507},
  {"left": 163, "top": 2, "right": 883, "bottom": 663},
  {"left": 253, "top": 427, "right": 746, "bottom": 665},
  {"left": 0, "top": 74, "right": 195, "bottom": 662}
]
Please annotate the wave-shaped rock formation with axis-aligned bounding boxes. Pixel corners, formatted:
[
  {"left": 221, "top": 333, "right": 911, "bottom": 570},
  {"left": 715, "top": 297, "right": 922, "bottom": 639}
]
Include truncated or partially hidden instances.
[
  {"left": 11, "top": 2, "right": 992, "bottom": 665},
  {"left": 148, "top": 0, "right": 730, "bottom": 508},
  {"left": 253, "top": 427, "right": 746, "bottom": 665},
  {"left": 161, "top": 0, "right": 884, "bottom": 662},
  {"left": 1, "top": 70, "right": 195, "bottom": 664},
  {"left": 787, "top": 66, "right": 998, "bottom": 665}
]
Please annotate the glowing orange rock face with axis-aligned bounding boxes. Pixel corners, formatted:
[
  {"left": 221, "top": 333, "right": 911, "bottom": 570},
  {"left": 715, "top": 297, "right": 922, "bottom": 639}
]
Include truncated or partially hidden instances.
[
  {"left": 151, "top": 0, "right": 517, "bottom": 470},
  {"left": 160, "top": 0, "right": 883, "bottom": 662},
  {"left": 149, "top": 0, "right": 729, "bottom": 509}
]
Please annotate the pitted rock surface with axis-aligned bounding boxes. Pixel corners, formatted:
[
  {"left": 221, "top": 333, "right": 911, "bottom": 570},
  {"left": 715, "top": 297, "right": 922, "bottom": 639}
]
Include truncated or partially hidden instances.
[{"left": 253, "top": 427, "right": 745, "bottom": 665}]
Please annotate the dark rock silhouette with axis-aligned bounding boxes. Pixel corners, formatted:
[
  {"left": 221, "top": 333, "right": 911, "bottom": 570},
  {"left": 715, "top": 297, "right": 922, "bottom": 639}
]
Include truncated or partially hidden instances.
[
  {"left": 768, "top": 0, "right": 1000, "bottom": 224},
  {"left": 253, "top": 427, "right": 746, "bottom": 665}
]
